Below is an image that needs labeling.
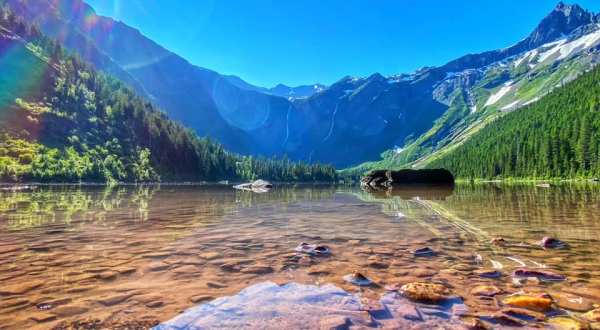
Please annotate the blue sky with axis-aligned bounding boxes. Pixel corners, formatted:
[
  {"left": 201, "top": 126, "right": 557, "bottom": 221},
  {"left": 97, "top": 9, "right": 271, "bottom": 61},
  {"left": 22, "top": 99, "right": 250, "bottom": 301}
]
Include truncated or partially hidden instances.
[{"left": 87, "top": 1, "right": 600, "bottom": 88}]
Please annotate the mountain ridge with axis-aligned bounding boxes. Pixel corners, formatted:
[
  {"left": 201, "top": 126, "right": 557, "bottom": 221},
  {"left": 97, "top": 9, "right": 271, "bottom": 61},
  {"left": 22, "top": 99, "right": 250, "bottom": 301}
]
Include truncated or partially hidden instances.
[
  {"left": 4, "top": 0, "right": 600, "bottom": 170},
  {"left": 344, "top": 1, "right": 600, "bottom": 173}
]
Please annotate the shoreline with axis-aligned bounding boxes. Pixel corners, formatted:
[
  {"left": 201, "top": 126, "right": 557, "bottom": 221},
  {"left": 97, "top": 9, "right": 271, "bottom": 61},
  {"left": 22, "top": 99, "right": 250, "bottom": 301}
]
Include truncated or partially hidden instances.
[
  {"left": 0, "top": 181, "right": 339, "bottom": 187},
  {"left": 457, "top": 178, "right": 600, "bottom": 184}
]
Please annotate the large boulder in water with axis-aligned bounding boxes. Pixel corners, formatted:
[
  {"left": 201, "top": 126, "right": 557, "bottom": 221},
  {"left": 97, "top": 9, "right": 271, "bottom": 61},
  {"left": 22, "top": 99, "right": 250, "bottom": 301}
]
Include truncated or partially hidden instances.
[{"left": 361, "top": 169, "right": 454, "bottom": 188}]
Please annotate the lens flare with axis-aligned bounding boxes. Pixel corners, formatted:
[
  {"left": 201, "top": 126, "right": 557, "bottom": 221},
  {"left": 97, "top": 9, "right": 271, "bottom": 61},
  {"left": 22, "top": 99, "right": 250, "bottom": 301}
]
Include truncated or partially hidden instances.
[
  {"left": 212, "top": 76, "right": 271, "bottom": 131},
  {"left": 0, "top": 41, "right": 48, "bottom": 140}
]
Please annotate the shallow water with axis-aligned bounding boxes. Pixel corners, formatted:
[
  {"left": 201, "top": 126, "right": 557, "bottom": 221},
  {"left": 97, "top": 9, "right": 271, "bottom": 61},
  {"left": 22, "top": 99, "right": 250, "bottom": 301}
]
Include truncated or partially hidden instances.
[{"left": 1, "top": 183, "right": 600, "bottom": 329}]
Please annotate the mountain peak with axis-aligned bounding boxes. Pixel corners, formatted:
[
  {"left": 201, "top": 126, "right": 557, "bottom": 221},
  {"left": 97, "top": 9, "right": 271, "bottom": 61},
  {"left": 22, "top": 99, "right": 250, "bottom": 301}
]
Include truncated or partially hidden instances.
[
  {"left": 554, "top": 2, "right": 583, "bottom": 16},
  {"left": 523, "top": 2, "right": 594, "bottom": 48},
  {"left": 367, "top": 73, "right": 385, "bottom": 82}
]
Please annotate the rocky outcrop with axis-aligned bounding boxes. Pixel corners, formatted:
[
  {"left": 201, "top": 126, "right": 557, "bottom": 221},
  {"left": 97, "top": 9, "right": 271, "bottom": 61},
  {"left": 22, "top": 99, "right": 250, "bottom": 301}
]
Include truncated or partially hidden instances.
[
  {"left": 361, "top": 169, "right": 454, "bottom": 189},
  {"left": 233, "top": 180, "right": 273, "bottom": 193}
]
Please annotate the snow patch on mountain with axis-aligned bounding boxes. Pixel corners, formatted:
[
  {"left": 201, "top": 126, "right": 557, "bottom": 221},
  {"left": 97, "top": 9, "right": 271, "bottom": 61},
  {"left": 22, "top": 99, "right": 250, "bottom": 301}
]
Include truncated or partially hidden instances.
[
  {"left": 557, "top": 27, "right": 600, "bottom": 60},
  {"left": 388, "top": 74, "right": 413, "bottom": 84},
  {"left": 514, "top": 49, "right": 539, "bottom": 67},
  {"left": 485, "top": 82, "right": 514, "bottom": 107},
  {"left": 501, "top": 100, "right": 520, "bottom": 111},
  {"left": 537, "top": 26, "right": 600, "bottom": 64}
]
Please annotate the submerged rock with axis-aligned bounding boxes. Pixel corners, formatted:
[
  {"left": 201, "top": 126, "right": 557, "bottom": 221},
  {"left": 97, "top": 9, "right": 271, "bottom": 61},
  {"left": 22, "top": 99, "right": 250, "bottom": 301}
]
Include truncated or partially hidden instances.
[
  {"left": 539, "top": 237, "right": 566, "bottom": 249},
  {"left": 189, "top": 295, "right": 213, "bottom": 304},
  {"left": 547, "top": 316, "right": 590, "bottom": 330},
  {"left": 474, "top": 269, "right": 502, "bottom": 279},
  {"left": 51, "top": 304, "right": 89, "bottom": 317},
  {"left": 294, "top": 242, "right": 331, "bottom": 256},
  {"left": 470, "top": 285, "right": 502, "bottom": 297},
  {"left": 490, "top": 237, "right": 507, "bottom": 247},
  {"left": 97, "top": 293, "right": 134, "bottom": 306},
  {"left": 0, "top": 280, "right": 44, "bottom": 295},
  {"left": 512, "top": 268, "right": 566, "bottom": 282},
  {"left": 343, "top": 271, "right": 373, "bottom": 286},
  {"left": 319, "top": 315, "right": 352, "bottom": 330},
  {"left": 502, "top": 293, "right": 553, "bottom": 312},
  {"left": 501, "top": 307, "right": 546, "bottom": 321},
  {"left": 29, "top": 312, "right": 56, "bottom": 323},
  {"left": 481, "top": 313, "right": 525, "bottom": 327},
  {"left": 413, "top": 247, "right": 436, "bottom": 257},
  {"left": 399, "top": 282, "right": 452, "bottom": 303},
  {"left": 240, "top": 265, "right": 274, "bottom": 275},
  {"left": 551, "top": 292, "right": 594, "bottom": 312},
  {"left": 155, "top": 282, "right": 371, "bottom": 329},
  {"left": 156, "top": 281, "right": 469, "bottom": 329},
  {"left": 464, "top": 318, "right": 491, "bottom": 330}
]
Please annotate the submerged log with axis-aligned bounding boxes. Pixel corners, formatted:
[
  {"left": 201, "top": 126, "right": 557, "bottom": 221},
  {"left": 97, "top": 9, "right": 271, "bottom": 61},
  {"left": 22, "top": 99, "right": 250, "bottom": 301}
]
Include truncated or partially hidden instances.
[{"left": 361, "top": 169, "right": 454, "bottom": 189}]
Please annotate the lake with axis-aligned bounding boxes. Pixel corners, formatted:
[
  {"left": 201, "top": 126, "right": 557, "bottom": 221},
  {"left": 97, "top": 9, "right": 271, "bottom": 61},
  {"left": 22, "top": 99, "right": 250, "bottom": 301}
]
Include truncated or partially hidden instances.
[{"left": 1, "top": 183, "right": 599, "bottom": 329}]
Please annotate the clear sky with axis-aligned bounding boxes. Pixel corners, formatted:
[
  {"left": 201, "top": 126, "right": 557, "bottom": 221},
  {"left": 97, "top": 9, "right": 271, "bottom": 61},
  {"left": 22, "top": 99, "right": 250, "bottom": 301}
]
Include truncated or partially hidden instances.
[{"left": 86, "top": 1, "right": 600, "bottom": 88}]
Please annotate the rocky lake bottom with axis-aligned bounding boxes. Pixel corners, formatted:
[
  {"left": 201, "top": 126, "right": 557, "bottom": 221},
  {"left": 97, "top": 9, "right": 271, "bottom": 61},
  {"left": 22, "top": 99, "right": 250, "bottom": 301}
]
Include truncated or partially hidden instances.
[{"left": 1, "top": 184, "right": 600, "bottom": 329}]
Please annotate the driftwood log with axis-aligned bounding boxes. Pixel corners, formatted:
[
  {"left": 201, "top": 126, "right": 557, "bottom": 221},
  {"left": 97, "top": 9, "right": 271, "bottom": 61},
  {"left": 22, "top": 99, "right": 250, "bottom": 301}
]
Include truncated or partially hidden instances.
[{"left": 361, "top": 169, "right": 454, "bottom": 189}]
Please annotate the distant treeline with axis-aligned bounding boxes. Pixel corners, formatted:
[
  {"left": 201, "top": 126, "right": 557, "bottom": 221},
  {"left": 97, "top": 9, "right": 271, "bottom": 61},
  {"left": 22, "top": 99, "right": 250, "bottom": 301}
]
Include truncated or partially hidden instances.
[
  {"left": 0, "top": 7, "right": 337, "bottom": 183},
  {"left": 429, "top": 64, "right": 600, "bottom": 179}
]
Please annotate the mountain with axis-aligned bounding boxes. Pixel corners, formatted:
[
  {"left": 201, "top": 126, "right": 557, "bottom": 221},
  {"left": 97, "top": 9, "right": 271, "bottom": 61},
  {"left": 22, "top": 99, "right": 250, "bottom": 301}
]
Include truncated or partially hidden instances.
[
  {"left": 223, "top": 75, "right": 326, "bottom": 100},
  {"left": 427, "top": 64, "right": 600, "bottom": 179},
  {"left": 268, "top": 83, "right": 326, "bottom": 99},
  {"left": 0, "top": 0, "right": 460, "bottom": 167},
  {"left": 346, "top": 2, "right": 600, "bottom": 174},
  {"left": 0, "top": 9, "right": 337, "bottom": 183},
  {"left": 4, "top": 0, "right": 600, "bottom": 170}
]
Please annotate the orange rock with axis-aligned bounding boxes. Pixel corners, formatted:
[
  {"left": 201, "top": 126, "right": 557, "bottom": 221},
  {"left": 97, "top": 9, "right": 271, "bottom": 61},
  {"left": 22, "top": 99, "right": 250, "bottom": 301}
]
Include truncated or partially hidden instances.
[
  {"left": 502, "top": 294, "right": 553, "bottom": 312},
  {"left": 400, "top": 282, "right": 452, "bottom": 303}
]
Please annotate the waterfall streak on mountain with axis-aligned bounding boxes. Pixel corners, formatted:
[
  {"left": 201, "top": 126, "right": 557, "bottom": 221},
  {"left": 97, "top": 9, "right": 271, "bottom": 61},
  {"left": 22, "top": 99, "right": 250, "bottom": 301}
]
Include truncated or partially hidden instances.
[
  {"left": 283, "top": 105, "right": 291, "bottom": 146},
  {"left": 322, "top": 104, "right": 339, "bottom": 143}
]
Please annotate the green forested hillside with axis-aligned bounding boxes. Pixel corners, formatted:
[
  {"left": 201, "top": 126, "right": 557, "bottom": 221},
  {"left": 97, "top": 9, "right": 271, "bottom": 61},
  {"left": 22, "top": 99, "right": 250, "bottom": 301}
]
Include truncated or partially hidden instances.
[
  {"left": 428, "top": 64, "right": 600, "bottom": 179},
  {"left": 0, "top": 9, "right": 336, "bottom": 183}
]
